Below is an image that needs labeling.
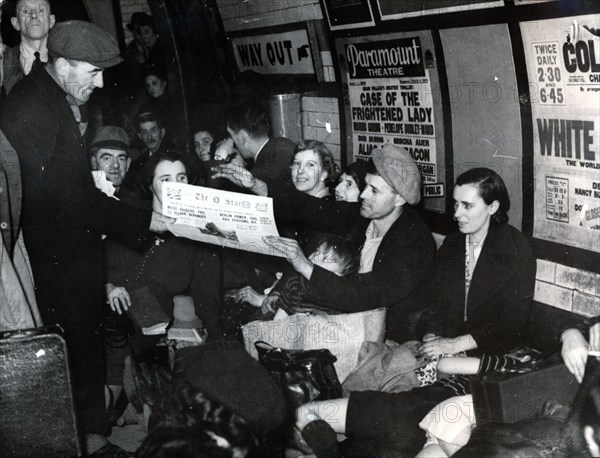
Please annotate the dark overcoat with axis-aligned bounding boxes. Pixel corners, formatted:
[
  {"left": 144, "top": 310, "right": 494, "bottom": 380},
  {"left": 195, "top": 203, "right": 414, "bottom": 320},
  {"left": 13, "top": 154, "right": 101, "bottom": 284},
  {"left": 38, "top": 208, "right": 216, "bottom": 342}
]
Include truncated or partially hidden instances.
[
  {"left": 0, "top": 64, "right": 150, "bottom": 434},
  {"left": 0, "top": 63, "right": 150, "bottom": 330},
  {"left": 251, "top": 136, "right": 295, "bottom": 188},
  {"left": 272, "top": 189, "right": 436, "bottom": 316},
  {"left": 426, "top": 223, "right": 536, "bottom": 354}
]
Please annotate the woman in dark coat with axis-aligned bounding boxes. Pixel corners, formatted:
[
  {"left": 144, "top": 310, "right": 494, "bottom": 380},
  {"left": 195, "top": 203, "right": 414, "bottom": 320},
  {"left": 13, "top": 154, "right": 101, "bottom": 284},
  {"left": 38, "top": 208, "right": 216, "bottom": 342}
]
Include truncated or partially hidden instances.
[
  {"left": 294, "top": 167, "right": 537, "bottom": 457},
  {"left": 105, "top": 150, "right": 223, "bottom": 340}
]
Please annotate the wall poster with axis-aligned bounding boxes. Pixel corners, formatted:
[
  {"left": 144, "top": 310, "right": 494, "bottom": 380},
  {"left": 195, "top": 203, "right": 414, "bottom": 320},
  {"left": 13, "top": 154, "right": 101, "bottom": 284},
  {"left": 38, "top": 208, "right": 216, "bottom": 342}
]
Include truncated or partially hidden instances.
[
  {"left": 231, "top": 29, "right": 315, "bottom": 75},
  {"left": 521, "top": 15, "right": 600, "bottom": 253},
  {"left": 335, "top": 32, "right": 447, "bottom": 212},
  {"left": 376, "top": 0, "right": 503, "bottom": 20},
  {"left": 320, "top": 0, "right": 375, "bottom": 31}
]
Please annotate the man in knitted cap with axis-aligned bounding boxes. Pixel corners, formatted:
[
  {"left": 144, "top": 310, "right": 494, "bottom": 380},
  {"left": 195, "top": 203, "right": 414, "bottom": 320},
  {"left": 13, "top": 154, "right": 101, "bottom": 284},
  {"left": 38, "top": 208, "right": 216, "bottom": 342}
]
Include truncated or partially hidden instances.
[
  {"left": 264, "top": 143, "right": 435, "bottom": 340},
  {"left": 1, "top": 20, "right": 173, "bottom": 457}
]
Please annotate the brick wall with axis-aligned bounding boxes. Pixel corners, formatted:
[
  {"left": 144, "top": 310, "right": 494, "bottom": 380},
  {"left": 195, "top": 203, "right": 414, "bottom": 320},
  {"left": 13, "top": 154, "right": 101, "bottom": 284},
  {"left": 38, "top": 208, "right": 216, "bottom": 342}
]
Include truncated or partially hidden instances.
[
  {"left": 301, "top": 95, "right": 341, "bottom": 165},
  {"left": 535, "top": 260, "right": 600, "bottom": 317}
]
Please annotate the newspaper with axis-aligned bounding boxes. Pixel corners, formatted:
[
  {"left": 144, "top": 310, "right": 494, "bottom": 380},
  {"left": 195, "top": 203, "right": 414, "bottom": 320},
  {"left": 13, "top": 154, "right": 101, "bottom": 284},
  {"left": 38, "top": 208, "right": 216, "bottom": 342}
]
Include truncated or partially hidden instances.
[
  {"left": 162, "top": 182, "right": 284, "bottom": 257},
  {"left": 91, "top": 170, "right": 118, "bottom": 199}
]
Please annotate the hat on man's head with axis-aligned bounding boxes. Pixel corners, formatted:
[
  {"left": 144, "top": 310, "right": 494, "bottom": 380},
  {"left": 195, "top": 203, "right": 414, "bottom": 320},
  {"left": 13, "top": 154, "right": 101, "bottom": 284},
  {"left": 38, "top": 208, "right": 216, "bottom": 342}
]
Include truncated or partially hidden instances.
[
  {"left": 371, "top": 143, "right": 421, "bottom": 205},
  {"left": 173, "top": 341, "right": 287, "bottom": 434},
  {"left": 91, "top": 126, "right": 130, "bottom": 152},
  {"left": 127, "top": 12, "right": 155, "bottom": 31},
  {"left": 48, "top": 20, "right": 123, "bottom": 68}
]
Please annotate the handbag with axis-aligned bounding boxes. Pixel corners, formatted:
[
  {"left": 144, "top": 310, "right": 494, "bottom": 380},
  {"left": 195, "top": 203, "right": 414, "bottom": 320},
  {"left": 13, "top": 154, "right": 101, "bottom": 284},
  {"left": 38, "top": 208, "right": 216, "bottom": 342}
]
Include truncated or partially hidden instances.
[
  {"left": 254, "top": 341, "right": 343, "bottom": 411},
  {"left": 242, "top": 307, "right": 386, "bottom": 382}
]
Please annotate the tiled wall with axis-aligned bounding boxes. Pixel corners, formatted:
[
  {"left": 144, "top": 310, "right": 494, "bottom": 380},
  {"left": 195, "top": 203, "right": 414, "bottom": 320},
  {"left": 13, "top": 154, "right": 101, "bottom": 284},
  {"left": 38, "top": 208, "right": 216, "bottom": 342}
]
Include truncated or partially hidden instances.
[
  {"left": 301, "top": 95, "right": 341, "bottom": 165},
  {"left": 321, "top": 51, "right": 336, "bottom": 83},
  {"left": 535, "top": 260, "right": 600, "bottom": 317},
  {"left": 216, "top": 0, "right": 322, "bottom": 32}
]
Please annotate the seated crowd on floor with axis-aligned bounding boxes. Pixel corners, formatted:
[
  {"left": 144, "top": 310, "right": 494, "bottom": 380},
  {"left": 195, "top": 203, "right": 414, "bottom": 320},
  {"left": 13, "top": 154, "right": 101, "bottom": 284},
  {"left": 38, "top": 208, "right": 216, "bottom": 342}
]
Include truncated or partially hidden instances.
[{"left": 1, "top": 4, "right": 599, "bottom": 458}]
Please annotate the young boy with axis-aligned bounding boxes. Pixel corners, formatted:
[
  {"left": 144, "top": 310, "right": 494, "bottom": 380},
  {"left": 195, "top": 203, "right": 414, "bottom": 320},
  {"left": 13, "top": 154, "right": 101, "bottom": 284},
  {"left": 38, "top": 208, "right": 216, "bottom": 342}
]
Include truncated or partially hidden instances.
[
  {"left": 229, "top": 235, "right": 360, "bottom": 323},
  {"left": 265, "top": 236, "right": 360, "bottom": 319}
]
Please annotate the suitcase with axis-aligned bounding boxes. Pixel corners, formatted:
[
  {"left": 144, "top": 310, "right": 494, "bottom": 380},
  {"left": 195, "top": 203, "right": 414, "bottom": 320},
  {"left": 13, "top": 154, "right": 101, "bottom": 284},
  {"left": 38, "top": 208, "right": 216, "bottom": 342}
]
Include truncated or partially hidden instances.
[
  {"left": 0, "top": 326, "right": 81, "bottom": 457},
  {"left": 470, "top": 353, "right": 579, "bottom": 425}
]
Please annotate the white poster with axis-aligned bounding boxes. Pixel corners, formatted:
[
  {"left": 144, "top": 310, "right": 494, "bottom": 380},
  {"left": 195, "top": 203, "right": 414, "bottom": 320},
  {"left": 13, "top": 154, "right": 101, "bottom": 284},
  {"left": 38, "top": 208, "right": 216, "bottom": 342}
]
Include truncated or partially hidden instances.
[
  {"left": 231, "top": 29, "right": 315, "bottom": 75},
  {"left": 162, "top": 183, "right": 283, "bottom": 257},
  {"left": 521, "top": 15, "right": 600, "bottom": 252},
  {"left": 346, "top": 36, "right": 438, "bottom": 185}
]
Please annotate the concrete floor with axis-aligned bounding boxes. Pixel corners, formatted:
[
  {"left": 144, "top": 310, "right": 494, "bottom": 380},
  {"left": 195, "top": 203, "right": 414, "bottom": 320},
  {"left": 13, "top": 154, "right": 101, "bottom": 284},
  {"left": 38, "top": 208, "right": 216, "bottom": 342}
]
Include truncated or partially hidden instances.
[{"left": 107, "top": 404, "right": 147, "bottom": 452}]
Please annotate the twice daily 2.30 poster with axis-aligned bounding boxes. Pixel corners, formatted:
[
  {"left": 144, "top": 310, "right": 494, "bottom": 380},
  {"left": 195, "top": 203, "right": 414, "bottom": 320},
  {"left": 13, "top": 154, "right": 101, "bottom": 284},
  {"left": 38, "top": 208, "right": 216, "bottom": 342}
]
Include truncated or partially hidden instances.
[{"left": 521, "top": 14, "right": 600, "bottom": 252}]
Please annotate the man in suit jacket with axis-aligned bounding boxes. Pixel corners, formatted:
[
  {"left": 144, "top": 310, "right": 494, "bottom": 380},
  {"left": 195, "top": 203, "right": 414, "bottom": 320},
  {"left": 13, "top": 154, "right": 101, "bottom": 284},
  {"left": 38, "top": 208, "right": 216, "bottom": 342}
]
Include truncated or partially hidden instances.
[
  {"left": 1, "top": 20, "right": 171, "bottom": 456},
  {"left": 3, "top": 0, "right": 55, "bottom": 94},
  {"left": 265, "top": 144, "right": 436, "bottom": 340},
  {"left": 225, "top": 97, "right": 295, "bottom": 188}
]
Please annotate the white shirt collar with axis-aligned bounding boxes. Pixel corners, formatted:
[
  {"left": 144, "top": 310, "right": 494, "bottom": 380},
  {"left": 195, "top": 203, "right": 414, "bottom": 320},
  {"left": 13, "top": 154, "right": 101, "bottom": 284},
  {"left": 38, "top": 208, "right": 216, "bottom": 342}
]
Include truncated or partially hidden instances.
[
  {"left": 19, "top": 40, "right": 48, "bottom": 75},
  {"left": 254, "top": 138, "right": 270, "bottom": 162}
]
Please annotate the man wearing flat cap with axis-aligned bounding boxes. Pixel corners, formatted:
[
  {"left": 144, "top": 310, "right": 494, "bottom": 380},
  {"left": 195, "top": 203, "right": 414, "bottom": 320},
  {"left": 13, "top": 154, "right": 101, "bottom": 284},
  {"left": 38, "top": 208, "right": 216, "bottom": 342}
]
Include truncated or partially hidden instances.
[
  {"left": 0, "top": 20, "right": 172, "bottom": 457},
  {"left": 264, "top": 143, "right": 435, "bottom": 341}
]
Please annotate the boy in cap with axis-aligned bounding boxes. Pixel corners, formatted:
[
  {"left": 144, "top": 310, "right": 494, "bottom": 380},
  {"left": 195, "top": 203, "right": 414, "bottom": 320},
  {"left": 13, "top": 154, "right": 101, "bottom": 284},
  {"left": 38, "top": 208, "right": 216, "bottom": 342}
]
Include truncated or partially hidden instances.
[
  {"left": 264, "top": 143, "right": 435, "bottom": 341},
  {"left": 1, "top": 20, "right": 173, "bottom": 457}
]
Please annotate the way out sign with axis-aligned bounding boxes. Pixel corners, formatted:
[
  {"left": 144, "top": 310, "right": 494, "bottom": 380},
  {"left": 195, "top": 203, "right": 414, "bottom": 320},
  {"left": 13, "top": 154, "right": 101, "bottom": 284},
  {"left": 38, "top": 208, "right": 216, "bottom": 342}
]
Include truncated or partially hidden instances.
[{"left": 232, "top": 29, "right": 315, "bottom": 75}]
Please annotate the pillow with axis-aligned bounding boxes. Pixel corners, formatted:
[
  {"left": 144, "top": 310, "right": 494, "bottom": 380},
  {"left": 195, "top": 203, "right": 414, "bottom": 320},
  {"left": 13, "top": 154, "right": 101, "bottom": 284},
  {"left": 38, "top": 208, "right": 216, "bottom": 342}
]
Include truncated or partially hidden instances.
[{"left": 241, "top": 308, "right": 386, "bottom": 382}]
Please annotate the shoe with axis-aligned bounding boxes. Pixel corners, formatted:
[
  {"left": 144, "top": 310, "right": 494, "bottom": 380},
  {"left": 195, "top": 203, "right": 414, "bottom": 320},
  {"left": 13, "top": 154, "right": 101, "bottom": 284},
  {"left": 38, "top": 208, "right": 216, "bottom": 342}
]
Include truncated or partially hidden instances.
[
  {"left": 105, "top": 386, "right": 128, "bottom": 426},
  {"left": 87, "top": 442, "right": 133, "bottom": 457}
]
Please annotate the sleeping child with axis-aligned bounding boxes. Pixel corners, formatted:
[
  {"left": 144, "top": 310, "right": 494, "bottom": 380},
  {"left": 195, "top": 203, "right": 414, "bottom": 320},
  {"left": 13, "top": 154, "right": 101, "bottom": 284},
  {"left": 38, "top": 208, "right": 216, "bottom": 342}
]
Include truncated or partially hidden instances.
[{"left": 228, "top": 235, "right": 360, "bottom": 323}]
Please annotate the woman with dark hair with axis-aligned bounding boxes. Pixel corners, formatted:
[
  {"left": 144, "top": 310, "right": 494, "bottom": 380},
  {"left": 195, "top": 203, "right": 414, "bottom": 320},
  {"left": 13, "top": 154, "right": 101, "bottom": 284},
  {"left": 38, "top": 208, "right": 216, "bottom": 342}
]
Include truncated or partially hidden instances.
[
  {"left": 293, "top": 167, "right": 537, "bottom": 457},
  {"left": 191, "top": 124, "right": 226, "bottom": 162},
  {"left": 104, "top": 151, "right": 223, "bottom": 340},
  {"left": 334, "top": 161, "right": 367, "bottom": 202}
]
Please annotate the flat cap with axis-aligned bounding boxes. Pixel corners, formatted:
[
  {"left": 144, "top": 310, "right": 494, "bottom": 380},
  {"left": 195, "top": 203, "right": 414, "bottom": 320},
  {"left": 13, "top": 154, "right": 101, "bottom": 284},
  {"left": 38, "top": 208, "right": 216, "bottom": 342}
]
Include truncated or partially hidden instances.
[
  {"left": 372, "top": 143, "right": 421, "bottom": 205},
  {"left": 48, "top": 20, "right": 123, "bottom": 68}
]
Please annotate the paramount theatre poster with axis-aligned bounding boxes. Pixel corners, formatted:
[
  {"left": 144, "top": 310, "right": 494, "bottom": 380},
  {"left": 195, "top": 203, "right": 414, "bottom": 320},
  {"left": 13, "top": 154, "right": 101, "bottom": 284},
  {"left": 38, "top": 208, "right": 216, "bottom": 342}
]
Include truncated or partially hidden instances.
[
  {"left": 337, "top": 32, "right": 447, "bottom": 212},
  {"left": 521, "top": 14, "right": 600, "bottom": 252}
]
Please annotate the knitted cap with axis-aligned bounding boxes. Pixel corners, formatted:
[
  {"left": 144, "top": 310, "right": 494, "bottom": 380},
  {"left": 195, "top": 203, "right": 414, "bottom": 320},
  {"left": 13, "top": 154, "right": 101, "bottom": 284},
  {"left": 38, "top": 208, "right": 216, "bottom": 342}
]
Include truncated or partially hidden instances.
[{"left": 372, "top": 143, "right": 421, "bottom": 205}]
